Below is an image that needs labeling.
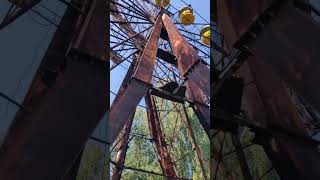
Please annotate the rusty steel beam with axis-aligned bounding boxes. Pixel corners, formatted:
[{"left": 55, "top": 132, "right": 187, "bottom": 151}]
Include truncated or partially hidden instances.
[
  {"left": 246, "top": 1, "right": 320, "bottom": 113},
  {"left": 113, "top": 54, "right": 138, "bottom": 105},
  {"left": 0, "top": 1, "right": 108, "bottom": 179},
  {"left": 215, "top": 0, "right": 274, "bottom": 48},
  {"left": 247, "top": 57, "right": 320, "bottom": 180},
  {"left": 108, "top": 16, "right": 163, "bottom": 144},
  {"left": 162, "top": 14, "right": 210, "bottom": 97},
  {"left": 0, "top": 59, "right": 107, "bottom": 180},
  {"left": 216, "top": 0, "right": 320, "bottom": 112},
  {"left": 217, "top": 1, "right": 320, "bottom": 179},
  {"left": 133, "top": 16, "right": 163, "bottom": 84},
  {"left": 112, "top": 113, "right": 135, "bottom": 180},
  {"left": 111, "top": 54, "right": 138, "bottom": 180},
  {"left": 161, "top": 14, "right": 210, "bottom": 134},
  {"left": 145, "top": 94, "right": 178, "bottom": 178},
  {"left": 72, "top": 0, "right": 107, "bottom": 62},
  {"left": 39, "top": 0, "right": 86, "bottom": 88},
  {"left": 234, "top": 59, "right": 320, "bottom": 179},
  {"left": 186, "top": 80, "right": 210, "bottom": 135}
]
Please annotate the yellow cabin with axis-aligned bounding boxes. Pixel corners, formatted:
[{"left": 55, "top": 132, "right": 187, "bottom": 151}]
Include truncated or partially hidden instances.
[
  {"left": 155, "top": 0, "right": 170, "bottom": 7},
  {"left": 179, "top": 6, "right": 195, "bottom": 25},
  {"left": 200, "top": 25, "right": 210, "bottom": 46}
]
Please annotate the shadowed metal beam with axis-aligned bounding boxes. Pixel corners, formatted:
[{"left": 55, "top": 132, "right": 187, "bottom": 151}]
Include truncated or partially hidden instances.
[
  {"left": 216, "top": 1, "right": 320, "bottom": 178},
  {"left": 0, "top": 1, "right": 108, "bottom": 179}
]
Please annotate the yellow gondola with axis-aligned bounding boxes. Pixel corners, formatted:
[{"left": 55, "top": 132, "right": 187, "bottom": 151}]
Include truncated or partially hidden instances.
[
  {"left": 155, "top": 0, "right": 170, "bottom": 7},
  {"left": 179, "top": 6, "right": 195, "bottom": 25},
  {"left": 200, "top": 25, "right": 210, "bottom": 46}
]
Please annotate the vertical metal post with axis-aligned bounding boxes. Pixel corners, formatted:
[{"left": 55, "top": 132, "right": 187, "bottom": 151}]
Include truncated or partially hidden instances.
[
  {"left": 111, "top": 113, "right": 135, "bottom": 180},
  {"left": 181, "top": 104, "right": 208, "bottom": 180},
  {"left": 145, "top": 94, "right": 178, "bottom": 178},
  {"left": 161, "top": 14, "right": 210, "bottom": 134},
  {"left": 108, "top": 16, "right": 163, "bottom": 144}
]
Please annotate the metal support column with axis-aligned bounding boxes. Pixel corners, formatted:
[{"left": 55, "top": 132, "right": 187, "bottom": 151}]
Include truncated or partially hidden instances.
[{"left": 145, "top": 93, "right": 178, "bottom": 179}]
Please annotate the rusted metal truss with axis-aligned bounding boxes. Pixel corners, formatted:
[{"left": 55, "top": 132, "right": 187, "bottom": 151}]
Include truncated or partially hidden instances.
[
  {"left": 215, "top": 0, "right": 320, "bottom": 179},
  {"left": 112, "top": 113, "right": 135, "bottom": 180},
  {"left": 162, "top": 14, "right": 209, "bottom": 96},
  {"left": 145, "top": 94, "right": 178, "bottom": 178},
  {"left": 0, "top": 1, "right": 108, "bottom": 179},
  {"left": 71, "top": 0, "right": 108, "bottom": 62},
  {"left": 0, "top": 59, "right": 107, "bottom": 180},
  {"left": 162, "top": 14, "right": 210, "bottom": 134},
  {"left": 108, "top": 16, "right": 163, "bottom": 144},
  {"left": 246, "top": 1, "right": 320, "bottom": 113},
  {"left": 111, "top": 52, "right": 138, "bottom": 180}
]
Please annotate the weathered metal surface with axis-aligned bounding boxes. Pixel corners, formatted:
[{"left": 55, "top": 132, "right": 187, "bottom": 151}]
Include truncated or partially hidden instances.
[
  {"left": 247, "top": 56, "right": 320, "bottom": 180},
  {"left": 235, "top": 57, "right": 320, "bottom": 180},
  {"left": 162, "top": 14, "right": 210, "bottom": 97},
  {"left": 73, "top": 0, "right": 108, "bottom": 62},
  {"left": 0, "top": 1, "right": 108, "bottom": 179},
  {"left": 113, "top": 54, "right": 138, "bottom": 103},
  {"left": 39, "top": 0, "right": 84, "bottom": 78},
  {"left": 162, "top": 14, "right": 199, "bottom": 75},
  {"left": 222, "top": 0, "right": 274, "bottom": 37},
  {"left": 145, "top": 94, "right": 178, "bottom": 178},
  {"left": 108, "top": 77, "right": 149, "bottom": 145},
  {"left": 0, "top": 59, "right": 107, "bottom": 180},
  {"left": 247, "top": 2, "right": 320, "bottom": 112},
  {"left": 112, "top": 113, "right": 135, "bottom": 180},
  {"left": 108, "top": 18, "right": 162, "bottom": 144},
  {"left": 162, "top": 15, "right": 211, "bottom": 133},
  {"left": 247, "top": 57, "right": 307, "bottom": 133},
  {"left": 133, "top": 16, "right": 162, "bottom": 83},
  {"left": 185, "top": 79, "right": 210, "bottom": 134},
  {"left": 217, "top": 1, "right": 320, "bottom": 178},
  {"left": 215, "top": 0, "right": 274, "bottom": 49},
  {"left": 235, "top": 63, "right": 268, "bottom": 128}
]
